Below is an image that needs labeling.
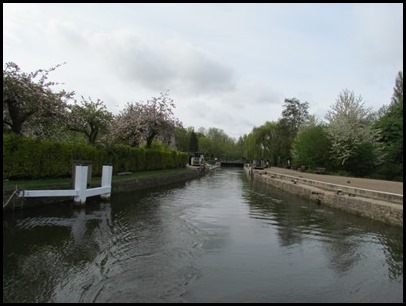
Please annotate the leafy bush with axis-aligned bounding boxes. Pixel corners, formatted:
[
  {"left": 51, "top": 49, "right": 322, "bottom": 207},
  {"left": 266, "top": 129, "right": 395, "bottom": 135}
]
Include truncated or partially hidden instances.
[{"left": 3, "top": 134, "right": 188, "bottom": 179}]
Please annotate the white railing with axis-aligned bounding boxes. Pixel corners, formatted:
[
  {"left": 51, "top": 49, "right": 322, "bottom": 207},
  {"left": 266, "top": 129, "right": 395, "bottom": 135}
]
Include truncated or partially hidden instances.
[{"left": 18, "top": 165, "right": 113, "bottom": 205}]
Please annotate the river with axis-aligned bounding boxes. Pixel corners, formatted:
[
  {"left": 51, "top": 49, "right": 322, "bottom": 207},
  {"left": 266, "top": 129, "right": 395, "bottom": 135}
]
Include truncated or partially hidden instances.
[{"left": 3, "top": 168, "right": 403, "bottom": 303}]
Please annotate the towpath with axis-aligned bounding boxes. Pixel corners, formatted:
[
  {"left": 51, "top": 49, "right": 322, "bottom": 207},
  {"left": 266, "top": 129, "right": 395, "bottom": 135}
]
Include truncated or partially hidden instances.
[{"left": 265, "top": 167, "right": 403, "bottom": 195}]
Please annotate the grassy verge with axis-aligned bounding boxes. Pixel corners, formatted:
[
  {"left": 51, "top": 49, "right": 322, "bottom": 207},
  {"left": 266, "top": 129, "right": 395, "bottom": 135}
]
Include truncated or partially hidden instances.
[{"left": 3, "top": 168, "right": 193, "bottom": 191}]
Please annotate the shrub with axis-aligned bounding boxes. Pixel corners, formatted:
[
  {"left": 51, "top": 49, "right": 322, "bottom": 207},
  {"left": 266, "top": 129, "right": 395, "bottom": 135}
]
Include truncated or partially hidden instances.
[{"left": 3, "top": 134, "right": 188, "bottom": 179}]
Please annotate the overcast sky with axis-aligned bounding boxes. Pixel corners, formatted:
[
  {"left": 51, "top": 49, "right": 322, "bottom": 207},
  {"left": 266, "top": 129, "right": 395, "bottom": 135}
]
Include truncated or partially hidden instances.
[{"left": 3, "top": 3, "right": 403, "bottom": 139}]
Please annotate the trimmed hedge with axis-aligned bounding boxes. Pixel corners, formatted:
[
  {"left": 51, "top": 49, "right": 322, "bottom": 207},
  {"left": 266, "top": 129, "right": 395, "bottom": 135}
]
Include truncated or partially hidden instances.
[{"left": 3, "top": 134, "right": 188, "bottom": 179}]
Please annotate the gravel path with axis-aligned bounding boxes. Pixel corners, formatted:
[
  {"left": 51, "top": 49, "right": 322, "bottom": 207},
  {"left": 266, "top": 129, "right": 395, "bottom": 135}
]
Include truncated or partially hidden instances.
[{"left": 265, "top": 167, "right": 403, "bottom": 195}]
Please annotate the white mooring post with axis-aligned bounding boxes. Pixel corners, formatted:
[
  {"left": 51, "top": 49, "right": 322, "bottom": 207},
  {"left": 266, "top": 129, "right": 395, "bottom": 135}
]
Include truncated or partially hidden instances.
[
  {"left": 74, "top": 165, "right": 88, "bottom": 205},
  {"left": 100, "top": 165, "right": 112, "bottom": 200}
]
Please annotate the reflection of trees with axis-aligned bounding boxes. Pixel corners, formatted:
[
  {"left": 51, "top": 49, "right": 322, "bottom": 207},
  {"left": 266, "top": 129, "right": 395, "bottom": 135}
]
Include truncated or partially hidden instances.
[
  {"left": 3, "top": 184, "right": 188, "bottom": 303},
  {"left": 241, "top": 174, "right": 403, "bottom": 280},
  {"left": 369, "top": 226, "right": 403, "bottom": 281},
  {"left": 3, "top": 225, "right": 71, "bottom": 303},
  {"left": 321, "top": 216, "right": 403, "bottom": 280},
  {"left": 323, "top": 236, "right": 361, "bottom": 275},
  {"left": 3, "top": 201, "right": 115, "bottom": 302},
  {"left": 323, "top": 225, "right": 402, "bottom": 280},
  {"left": 381, "top": 235, "right": 403, "bottom": 281},
  {"left": 242, "top": 177, "right": 305, "bottom": 247}
]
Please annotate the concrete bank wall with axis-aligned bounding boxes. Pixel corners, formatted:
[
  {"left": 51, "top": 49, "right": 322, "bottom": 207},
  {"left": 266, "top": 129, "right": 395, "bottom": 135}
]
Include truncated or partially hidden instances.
[
  {"left": 112, "top": 170, "right": 202, "bottom": 193},
  {"left": 5, "top": 169, "right": 203, "bottom": 210},
  {"left": 245, "top": 167, "right": 403, "bottom": 228}
]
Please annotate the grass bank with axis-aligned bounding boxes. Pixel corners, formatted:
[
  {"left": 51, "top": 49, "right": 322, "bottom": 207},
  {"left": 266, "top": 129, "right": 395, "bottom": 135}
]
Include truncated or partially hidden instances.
[{"left": 4, "top": 168, "right": 193, "bottom": 192}]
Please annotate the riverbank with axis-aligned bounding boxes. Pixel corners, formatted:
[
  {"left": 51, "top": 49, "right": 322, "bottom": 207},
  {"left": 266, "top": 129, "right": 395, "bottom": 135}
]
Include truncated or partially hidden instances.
[
  {"left": 111, "top": 167, "right": 205, "bottom": 193},
  {"left": 3, "top": 167, "right": 206, "bottom": 210},
  {"left": 245, "top": 166, "right": 403, "bottom": 227}
]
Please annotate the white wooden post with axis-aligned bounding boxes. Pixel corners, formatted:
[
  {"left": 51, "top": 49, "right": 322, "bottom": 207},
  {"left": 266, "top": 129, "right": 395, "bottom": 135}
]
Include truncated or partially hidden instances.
[
  {"left": 100, "top": 165, "right": 112, "bottom": 200},
  {"left": 74, "top": 165, "right": 88, "bottom": 204}
]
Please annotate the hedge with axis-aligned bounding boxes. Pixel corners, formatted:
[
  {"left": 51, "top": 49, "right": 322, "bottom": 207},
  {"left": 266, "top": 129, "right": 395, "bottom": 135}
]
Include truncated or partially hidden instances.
[{"left": 3, "top": 134, "right": 188, "bottom": 179}]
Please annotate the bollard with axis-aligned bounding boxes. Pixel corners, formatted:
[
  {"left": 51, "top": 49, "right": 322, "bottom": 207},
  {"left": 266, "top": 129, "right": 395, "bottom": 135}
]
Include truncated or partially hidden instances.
[
  {"left": 72, "top": 160, "right": 92, "bottom": 187},
  {"left": 100, "top": 165, "right": 112, "bottom": 200},
  {"left": 74, "top": 165, "right": 88, "bottom": 205}
]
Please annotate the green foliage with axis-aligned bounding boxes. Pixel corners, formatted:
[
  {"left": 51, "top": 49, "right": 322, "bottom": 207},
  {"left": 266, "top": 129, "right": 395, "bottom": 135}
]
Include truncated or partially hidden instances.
[
  {"left": 272, "top": 97, "right": 311, "bottom": 165},
  {"left": 67, "top": 96, "right": 113, "bottom": 145},
  {"left": 104, "top": 144, "right": 136, "bottom": 173},
  {"left": 146, "top": 150, "right": 163, "bottom": 170},
  {"left": 188, "top": 130, "right": 199, "bottom": 152},
  {"left": 242, "top": 98, "right": 309, "bottom": 166},
  {"left": 343, "top": 142, "right": 382, "bottom": 177},
  {"left": 197, "top": 127, "right": 240, "bottom": 161},
  {"left": 174, "top": 126, "right": 190, "bottom": 152},
  {"left": 325, "top": 89, "right": 384, "bottom": 176},
  {"left": 281, "top": 97, "right": 310, "bottom": 132},
  {"left": 243, "top": 121, "right": 277, "bottom": 161},
  {"left": 370, "top": 162, "right": 403, "bottom": 181},
  {"left": 391, "top": 71, "right": 403, "bottom": 106},
  {"left": 273, "top": 119, "right": 293, "bottom": 165},
  {"left": 3, "top": 134, "right": 187, "bottom": 179},
  {"left": 372, "top": 71, "right": 403, "bottom": 181},
  {"left": 149, "top": 138, "right": 173, "bottom": 152},
  {"left": 291, "top": 124, "right": 331, "bottom": 169},
  {"left": 3, "top": 133, "right": 102, "bottom": 179}
]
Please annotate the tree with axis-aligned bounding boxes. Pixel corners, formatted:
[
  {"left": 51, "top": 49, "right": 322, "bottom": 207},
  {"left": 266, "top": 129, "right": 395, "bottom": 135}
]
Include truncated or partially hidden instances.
[
  {"left": 291, "top": 123, "right": 331, "bottom": 169},
  {"left": 188, "top": 130, "right": 199, "bottom": 152},
  {"left": 66, "top": 96, "right": 113, "bottom": 145},
  {"left": 3, "top": 62, "right": 74, "bottom": 138},
  {"left": 373, "top": 71, "right": 403, "bottom": 180},
  {"left": 236, "top": 136, "right": 245, "bottom": 160},
  {"left": 198, "top": 127, "right": 238, "bottom": 160},
  {"left": 111, "top": 91, "right": 182, "bottom": 148},
  {"left": 325, "top": 89, "right": 384, "bottom": 175},
  {"left": 174, "top": 127, "right": 188, "bottom": 152},
  {"left": 275, "top": 98, "right": 310, "bottom": 165},
  {"left": 273, "top": 119, "right": 293, "bottom": 166},
  {"left": 241, "top": 121, "right": 276, "bottom": 162},
  {"left": 391, "top": 71, "right": 403, "bottom": 106},
  {"left": 281, "top": 98, "right": 310, "bottom": 132}
]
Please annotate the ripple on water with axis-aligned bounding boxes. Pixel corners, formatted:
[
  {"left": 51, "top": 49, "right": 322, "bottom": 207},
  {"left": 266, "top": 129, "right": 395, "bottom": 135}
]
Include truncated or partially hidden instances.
[{"left": 3, "top": 169, "right": 403, "bottom": 303}]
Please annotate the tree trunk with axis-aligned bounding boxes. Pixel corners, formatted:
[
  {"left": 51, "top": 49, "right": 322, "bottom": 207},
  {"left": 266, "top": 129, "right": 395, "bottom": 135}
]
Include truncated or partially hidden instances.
[
  {"left": 88, "top": 127, "right": 98, "bottom": 145},
  {"left": 5, "top": 98, "right": 24, "bottom": 135},
  {"left": 146, "top": 133, "right": 156, "bottom": 148}
]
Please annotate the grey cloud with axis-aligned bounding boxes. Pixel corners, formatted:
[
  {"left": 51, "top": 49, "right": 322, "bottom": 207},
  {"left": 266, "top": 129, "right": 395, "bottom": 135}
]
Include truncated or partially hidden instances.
[
  {"left": 49, "top": 20, "right": 88, "bottom": 47},
  {"left": 180, "top": 53, "right": 235, "bottom": 93},
  {"left": 116, "top": 45, "right": 175, "bottom": 90},
  {"left": 88, "top": 31, "right": 236, "bottom": 95},
  {"left": 221, "top": 81, "right": 281, "bottom": 109},
  {"left": 48, "top": 23, "right": 236, "bottom": 95},
  {"left": 177, "top": 81, "right": 283, "bottom": 139}
]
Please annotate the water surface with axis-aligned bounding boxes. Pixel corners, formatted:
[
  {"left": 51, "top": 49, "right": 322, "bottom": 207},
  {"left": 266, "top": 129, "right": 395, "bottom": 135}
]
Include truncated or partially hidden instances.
[{"left": 3, "top": 169, "right": 403, "bottom": 302}]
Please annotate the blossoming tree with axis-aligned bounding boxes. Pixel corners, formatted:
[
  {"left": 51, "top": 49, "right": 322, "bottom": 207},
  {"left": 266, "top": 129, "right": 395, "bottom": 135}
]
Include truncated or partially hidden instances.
[
  {"left": 3, "top": 62, "right": 74, "bottom": 139},
  {"left": 111, "top": 91, "right": 182, "bottom": 148}
]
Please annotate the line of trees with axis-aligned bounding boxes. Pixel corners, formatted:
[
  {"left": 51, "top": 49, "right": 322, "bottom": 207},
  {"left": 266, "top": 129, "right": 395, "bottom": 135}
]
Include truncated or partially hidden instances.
[
  {"left": 3, "top": 62, "right": 182, "bottom": 150},
  {"left": 3, "top": 62, "right": 402, "bottom": 181},
  {"left": 175, "top": 71, "right": 401, "bottom": 181},
  {"left": 241, "top": 71, "right": 403, "bottom": 181},
  {"left": 175, "top": 126, "right": 242, "bottom": 162}
]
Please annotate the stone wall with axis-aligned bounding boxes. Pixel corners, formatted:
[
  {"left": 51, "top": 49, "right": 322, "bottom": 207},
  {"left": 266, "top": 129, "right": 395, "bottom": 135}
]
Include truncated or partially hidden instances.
[
  {"left": 246, "top": 167, "right": 403, "bottom": 228},
  {"left": 6, "top": 170, "right": 203, "bottom": 210},
  {"left": 112, "top": 170, "right": 202, "bottom": 193}
]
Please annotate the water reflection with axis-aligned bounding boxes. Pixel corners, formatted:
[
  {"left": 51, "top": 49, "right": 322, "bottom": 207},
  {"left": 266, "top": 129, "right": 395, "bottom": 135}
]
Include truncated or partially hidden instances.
[
  {"left": 3, "top": 169, "right": 403, "bottom": 303},
  {"left": 3, "top": 201, "right": 114, "bottom": 303},
  {"left": 243, "top": 176, "right": 403, "bottom": 285}
]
